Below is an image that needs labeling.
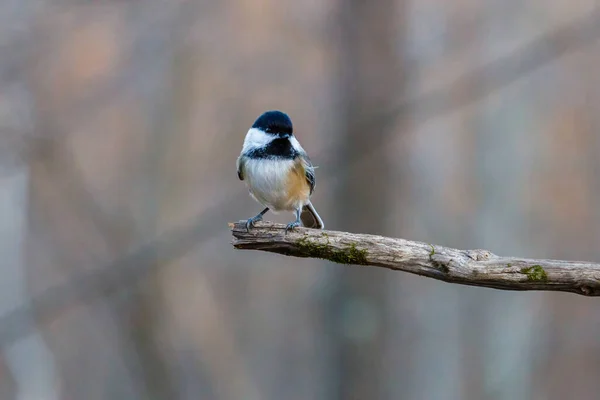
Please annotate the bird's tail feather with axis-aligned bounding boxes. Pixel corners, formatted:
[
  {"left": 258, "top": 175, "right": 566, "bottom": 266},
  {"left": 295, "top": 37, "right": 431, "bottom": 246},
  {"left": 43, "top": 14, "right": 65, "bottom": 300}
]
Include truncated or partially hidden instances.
[{"left": 300, "top": 202, "right": 324, "bottom": 229}]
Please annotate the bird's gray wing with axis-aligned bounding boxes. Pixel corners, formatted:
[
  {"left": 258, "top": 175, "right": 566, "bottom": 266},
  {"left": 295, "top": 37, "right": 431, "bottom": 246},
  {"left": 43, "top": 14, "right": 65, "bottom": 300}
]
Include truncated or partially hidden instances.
[
  {"left": 301, "top": 154, "right": 315, "bottom": 194},
  {"left": 236, "top": 155, "right": 245, "bottom": 180}
]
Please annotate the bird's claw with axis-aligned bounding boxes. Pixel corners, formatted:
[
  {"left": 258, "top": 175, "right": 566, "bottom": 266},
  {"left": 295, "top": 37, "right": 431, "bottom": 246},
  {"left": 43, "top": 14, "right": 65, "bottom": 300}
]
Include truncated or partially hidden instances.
[
  {"left": 285, "top": 221, "right": 301, "bottom": 233},
  {"left": 246, "top": 215, "right": 262, "bottom": 232}
]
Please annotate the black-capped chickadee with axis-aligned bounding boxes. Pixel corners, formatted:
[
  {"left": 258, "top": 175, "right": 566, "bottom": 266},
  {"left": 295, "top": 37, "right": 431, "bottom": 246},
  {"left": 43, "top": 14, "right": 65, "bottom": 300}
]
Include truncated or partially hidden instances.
[{"left": 237, "top": 110, "right": 325, "bottom": 232}]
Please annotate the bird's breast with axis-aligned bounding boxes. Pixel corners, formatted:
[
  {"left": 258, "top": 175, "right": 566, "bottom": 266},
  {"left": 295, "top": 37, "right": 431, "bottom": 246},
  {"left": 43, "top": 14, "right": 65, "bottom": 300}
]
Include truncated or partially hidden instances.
[{"left": 243, "top": 157, "right": 309, "bottom": 211}]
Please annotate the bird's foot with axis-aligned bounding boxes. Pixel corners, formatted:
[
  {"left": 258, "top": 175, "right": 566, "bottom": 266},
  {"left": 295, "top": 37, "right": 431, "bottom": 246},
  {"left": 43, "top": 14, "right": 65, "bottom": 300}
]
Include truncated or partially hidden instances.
[
  {"left": 285, "top": 220, "right": 301, "bottom": 233},
  {"left": 246, "top": 215, "right": 263, "bottom": 232}
]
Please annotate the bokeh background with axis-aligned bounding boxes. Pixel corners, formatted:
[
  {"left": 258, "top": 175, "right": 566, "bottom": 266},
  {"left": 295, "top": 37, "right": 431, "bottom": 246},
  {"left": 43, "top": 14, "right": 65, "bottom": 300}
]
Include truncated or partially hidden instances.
[{"left": 1, "top": 1, "right": 600, "bottom": 399}]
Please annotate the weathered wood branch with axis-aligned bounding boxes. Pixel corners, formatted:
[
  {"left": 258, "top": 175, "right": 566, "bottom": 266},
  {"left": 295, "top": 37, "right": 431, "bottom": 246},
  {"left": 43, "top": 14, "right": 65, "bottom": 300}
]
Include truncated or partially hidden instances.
[{"left": 230, "top": 221, "right": 600, "bottom": 297}]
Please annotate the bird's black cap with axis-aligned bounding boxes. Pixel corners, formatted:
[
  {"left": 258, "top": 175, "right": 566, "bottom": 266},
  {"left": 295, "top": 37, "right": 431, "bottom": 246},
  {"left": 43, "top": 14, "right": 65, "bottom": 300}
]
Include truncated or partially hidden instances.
[{"left": 252, "top": 110, "right": 293, "bottom": 135}]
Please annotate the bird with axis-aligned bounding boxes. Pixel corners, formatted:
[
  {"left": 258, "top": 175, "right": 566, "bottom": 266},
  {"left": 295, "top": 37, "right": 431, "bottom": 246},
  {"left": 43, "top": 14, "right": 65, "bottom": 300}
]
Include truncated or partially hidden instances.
[{"left": 237, "top": 110, "right": 324, "bottom": 232}]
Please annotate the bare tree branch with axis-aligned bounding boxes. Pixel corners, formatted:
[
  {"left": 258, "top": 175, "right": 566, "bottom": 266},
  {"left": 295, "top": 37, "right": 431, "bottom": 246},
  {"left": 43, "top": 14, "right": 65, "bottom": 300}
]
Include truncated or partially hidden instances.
[{"left": 230, "top": 222, "right": 600, "bottom": 297}]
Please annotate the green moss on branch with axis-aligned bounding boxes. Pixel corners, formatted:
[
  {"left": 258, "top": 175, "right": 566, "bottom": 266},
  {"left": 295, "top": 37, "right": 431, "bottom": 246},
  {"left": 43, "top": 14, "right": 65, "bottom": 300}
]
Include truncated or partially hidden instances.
[
  {"left": 296, "top": 236, "right": 368, "bottom": 265},
  {"left": 521, "top": 265, "right": 548, "bottom": 281}
]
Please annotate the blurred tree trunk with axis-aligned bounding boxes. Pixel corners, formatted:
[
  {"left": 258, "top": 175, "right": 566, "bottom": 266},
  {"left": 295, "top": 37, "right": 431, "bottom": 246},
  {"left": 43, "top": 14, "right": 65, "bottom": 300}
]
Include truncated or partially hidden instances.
[
  {"left": 330, "top": 0, "right": 404, "bottom": 398},
  {"left": 119, "top": 62, "right": 178, "bottom": 400},
  {"left": 0, "top": 2, "right": 60, "bottom": 397},
  {"left": 0, "top": 168, "right": 59, "bottom": 400}
]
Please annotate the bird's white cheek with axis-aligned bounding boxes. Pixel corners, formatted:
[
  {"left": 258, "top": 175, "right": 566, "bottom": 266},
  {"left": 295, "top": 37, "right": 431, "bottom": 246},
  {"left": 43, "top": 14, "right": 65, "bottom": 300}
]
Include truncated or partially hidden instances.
[{"left": 242, "top": 128, "right": 272, "bottom": 153}]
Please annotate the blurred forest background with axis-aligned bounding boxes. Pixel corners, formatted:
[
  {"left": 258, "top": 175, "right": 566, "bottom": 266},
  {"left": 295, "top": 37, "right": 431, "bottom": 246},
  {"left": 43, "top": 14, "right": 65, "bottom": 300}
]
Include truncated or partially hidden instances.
[{"left": 1, "top": 0, "right": 600, "bottom": 399}]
